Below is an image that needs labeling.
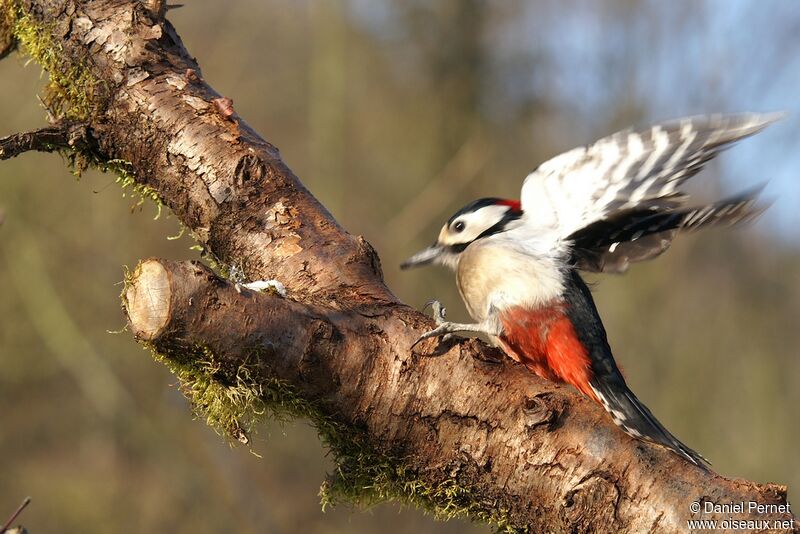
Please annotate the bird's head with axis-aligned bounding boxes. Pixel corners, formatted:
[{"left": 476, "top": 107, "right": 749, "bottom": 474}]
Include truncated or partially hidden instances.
[{"left": 400, "top": 198, "right": 523, "bottom": 270}]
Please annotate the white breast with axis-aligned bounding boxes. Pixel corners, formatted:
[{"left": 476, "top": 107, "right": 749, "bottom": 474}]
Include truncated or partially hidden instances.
[{"left": 455, "top": 236, "right": 566, "bottom": 322}]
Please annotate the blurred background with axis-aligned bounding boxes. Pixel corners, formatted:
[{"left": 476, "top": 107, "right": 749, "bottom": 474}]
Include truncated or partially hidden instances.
[{"left": 1, "top": 1, "right": 799, "bottom": 532}]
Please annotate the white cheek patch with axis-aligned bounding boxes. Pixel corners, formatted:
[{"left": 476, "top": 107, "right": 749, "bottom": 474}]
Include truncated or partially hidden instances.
[{"left": 440, "top": 205, "right": 511, "bottom": 246}]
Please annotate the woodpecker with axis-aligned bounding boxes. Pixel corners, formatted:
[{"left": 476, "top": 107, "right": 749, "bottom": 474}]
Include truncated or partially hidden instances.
[{"left": 401, "top": 113, "right": 780, "bottom": 468}]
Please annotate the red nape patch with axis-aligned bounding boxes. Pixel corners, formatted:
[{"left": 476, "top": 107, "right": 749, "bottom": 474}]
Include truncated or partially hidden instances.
[
  {"left": 499, "top": 304, "right": 598, "bottom": 402},
  {"left": 496, "top": 198, "right": 522, "bottom": 213}
]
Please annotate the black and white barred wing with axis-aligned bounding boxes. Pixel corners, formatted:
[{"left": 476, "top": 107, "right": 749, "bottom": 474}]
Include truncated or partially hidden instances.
[{"left": 520, "top": 113, "right": 780, "bottom": 273}]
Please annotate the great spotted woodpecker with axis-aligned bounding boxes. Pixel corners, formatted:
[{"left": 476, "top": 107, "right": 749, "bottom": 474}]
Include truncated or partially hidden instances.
[{"left": 401, "top": 113, "right": 780, "bottom": 468}]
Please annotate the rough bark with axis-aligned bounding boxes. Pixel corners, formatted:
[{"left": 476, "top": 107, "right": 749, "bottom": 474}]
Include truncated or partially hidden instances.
[{"left": 1, "top": 0, "right": 796, "bottom": 532}]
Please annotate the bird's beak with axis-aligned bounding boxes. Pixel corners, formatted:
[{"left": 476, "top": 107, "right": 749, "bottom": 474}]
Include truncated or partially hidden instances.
[{"left": 400, "top": 245, "right": 444, "bottom": 270}]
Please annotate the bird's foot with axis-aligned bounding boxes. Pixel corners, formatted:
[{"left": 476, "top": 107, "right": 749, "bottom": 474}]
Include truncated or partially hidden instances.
[
  {"left": 229, "top": 263, "right": 246, "bottom": 285},
  {"left": 411, "top": 300, "right": 455, "bottom": 349},
  {"left": 426, "top": 299, "right": 448, "bottom": 326}
]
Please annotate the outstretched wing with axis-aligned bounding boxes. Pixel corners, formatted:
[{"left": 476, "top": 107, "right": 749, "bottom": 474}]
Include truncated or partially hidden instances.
[
  {"left": 569, "top": 187, "right": 766, "bottom": 273},
  {"left": 520, "top": 113, "right": 779, "bottom": 272}
]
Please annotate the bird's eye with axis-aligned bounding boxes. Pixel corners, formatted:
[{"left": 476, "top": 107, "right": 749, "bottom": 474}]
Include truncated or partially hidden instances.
[{"left": 453, "top": 221, "right": 466, "bottom": 232}]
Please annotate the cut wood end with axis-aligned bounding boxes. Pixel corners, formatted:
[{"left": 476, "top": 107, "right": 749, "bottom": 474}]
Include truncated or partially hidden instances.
[{"left": 125, "top": 259, "right": 172, "bottom": 340}]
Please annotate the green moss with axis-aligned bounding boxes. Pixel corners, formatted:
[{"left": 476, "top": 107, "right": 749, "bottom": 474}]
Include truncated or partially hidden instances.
[
  {"left": 68, "top": 154, "right": 165, "bottom": 218},
  {"left": 2, "top": 2, "right": 167, "bottom": 217},
  {"left": 121, "top": 255, "right": 523, "bottom": 530},
  {"left": 103, "top": 158, "right": 165, "bottom": 219},
  {"left": 319, "top": 451, "right": 524, "bottom": 534},
  {"left": 188, "top": 243, "right": 232, "bottom": 279},
  {"left": 135, "top": 332, "right": 524, "bottom": 532},
  {"left": 4, "top": 0, "right": 101, "bottom": 120},
  {"left": 142, "top": 342, "right": 315, "bottom": 447},
  {"left": 149, "top": 346, "right": 266, "bottom": 445}
]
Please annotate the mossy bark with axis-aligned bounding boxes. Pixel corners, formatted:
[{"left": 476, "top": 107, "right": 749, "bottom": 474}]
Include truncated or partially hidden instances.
[
  {"left": 1, "top": 1, "right": 797, "bottom": 533},
  {"left": 124, "top": 259, "right": 795, "bottom": 533}
]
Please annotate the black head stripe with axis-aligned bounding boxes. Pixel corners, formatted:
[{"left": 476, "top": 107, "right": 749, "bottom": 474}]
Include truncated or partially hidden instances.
[
  {"left": 447, "top": 197, "right": 507, "bottom": 226},
  {"left": 476, "top": 208, "right": 523, "bottom": 239}
]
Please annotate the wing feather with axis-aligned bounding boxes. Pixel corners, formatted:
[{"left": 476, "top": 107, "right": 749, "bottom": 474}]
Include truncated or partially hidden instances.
[
  {"left": 519, "top": 113, "right": 779, "bottom": 272},
  {"left": 521, "top": 113, "right": 779, "bottom": 237}
]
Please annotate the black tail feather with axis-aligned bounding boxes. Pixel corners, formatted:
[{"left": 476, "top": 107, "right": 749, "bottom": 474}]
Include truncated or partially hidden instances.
[
  {"left": 565, "top": 270, "right": 711, "bottom": 469},
  {"left": 590, "top": 377, "right": 710, "bottom": 469}
]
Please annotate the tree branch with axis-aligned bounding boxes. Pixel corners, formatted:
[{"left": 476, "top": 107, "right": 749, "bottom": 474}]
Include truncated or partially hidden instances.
[
  {"left": 124, "top": 258, "right": 796, "bottom": 532},
  {"left": 0, "top": 122, "right": 92, "bottom": 160},
  {"left": 1, "top": 0, "right": 796, "bottom": 532}
]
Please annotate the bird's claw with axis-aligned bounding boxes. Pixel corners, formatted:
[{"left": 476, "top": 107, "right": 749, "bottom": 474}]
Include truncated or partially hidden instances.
[{"left": 412, "top": 300, "right": 454, "bottom": 349}]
